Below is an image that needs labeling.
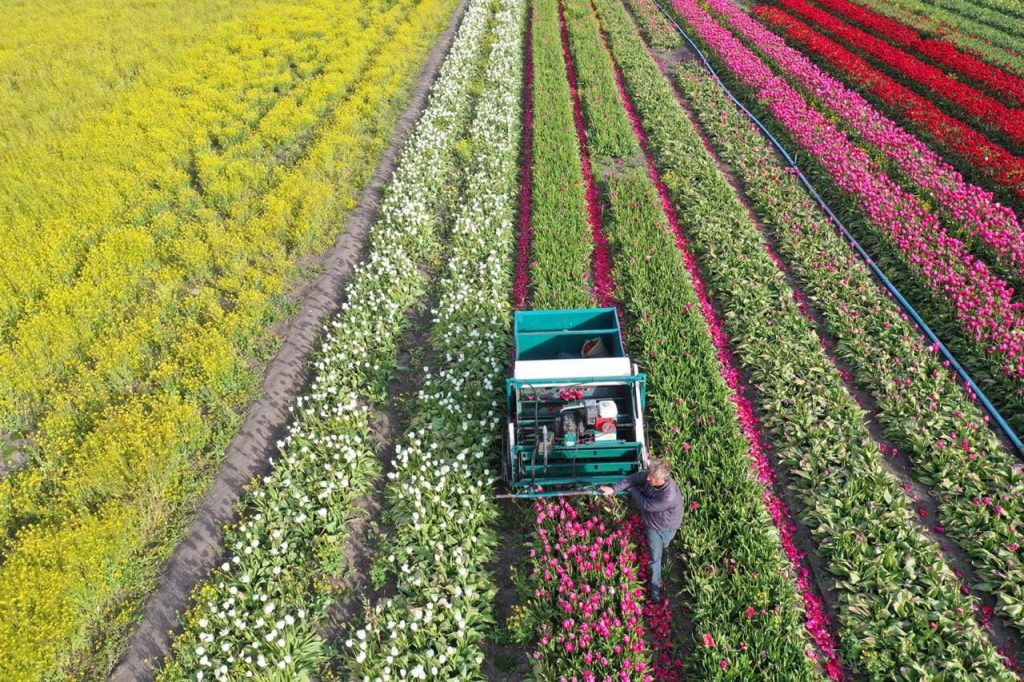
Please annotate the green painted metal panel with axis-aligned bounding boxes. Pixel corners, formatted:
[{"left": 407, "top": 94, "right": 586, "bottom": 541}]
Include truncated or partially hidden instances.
[{"left": 513, "top": 307, "right": 625, "bottom": 359}]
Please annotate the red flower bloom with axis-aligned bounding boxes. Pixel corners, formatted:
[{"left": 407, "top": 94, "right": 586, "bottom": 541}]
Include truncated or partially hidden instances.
[
  {"left": 770, "top": 0, "right": 1024, "bottom": 146},
  {"left": 753, "top": 6, "right": 1024, "bottom": 199},
  {"left": 805, "top": 0, "right": 1024, "bottom": 107}
]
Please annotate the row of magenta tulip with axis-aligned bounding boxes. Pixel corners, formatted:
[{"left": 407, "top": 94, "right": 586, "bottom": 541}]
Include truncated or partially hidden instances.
[
  {"left": 805, "top": 0, "right": 1024, "bottom": 106},
  {"left": 573, "top": 0, "right": 835, "bottom": 676},
  {"left": 512, "top": 499, "right": 658, "bottom": 681},
  {"left": 339, "top": 0, "right": 526, "bottom": 677},
  {"left": 764, "top": 0, "right": 1024, "bottom": 151},
  {"left": 703, "top": 0, "right": 1024, "bottom": 296},
  {"left": 156, "top": 1, "right": 500, "bottom": 678},
  {"left": 751, "top": 5, "right": 1024, "bottom": 205},
  {"left": 666, "top": 49, "right": 1024, "bottom": 649},
  {"left": 603, "top": 0, "right": 1017, "bottom": 676},
  {"left": 669, "top": 0, "right": 1024, "bottom": 401},
  {"left": 513, "top": 0, "right": 536, "bottom": 310}
]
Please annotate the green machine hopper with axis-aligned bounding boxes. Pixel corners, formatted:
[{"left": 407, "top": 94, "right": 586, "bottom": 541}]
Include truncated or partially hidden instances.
[{"left": 502, "top": 308, "right": 648, "bottom": 498}]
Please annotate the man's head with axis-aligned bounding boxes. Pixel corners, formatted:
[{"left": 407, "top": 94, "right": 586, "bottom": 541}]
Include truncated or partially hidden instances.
[{"left": 647, "top": 458, "right": 671, "bottom": 487}]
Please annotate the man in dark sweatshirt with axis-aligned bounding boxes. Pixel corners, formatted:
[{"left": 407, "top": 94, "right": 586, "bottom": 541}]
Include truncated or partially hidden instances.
[{"left": 599, "top": 458, "right": 683, "bottom": 601}]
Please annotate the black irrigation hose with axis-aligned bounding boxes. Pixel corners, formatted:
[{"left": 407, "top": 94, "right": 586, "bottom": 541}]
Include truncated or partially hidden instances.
[{"left": 648, "top": 0, "right": 1024, "bottom": 456}]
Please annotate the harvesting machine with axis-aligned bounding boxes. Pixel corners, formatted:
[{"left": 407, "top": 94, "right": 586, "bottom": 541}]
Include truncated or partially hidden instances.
[{"left": 501, "top": 308, "right": 649, "bottom": 498}]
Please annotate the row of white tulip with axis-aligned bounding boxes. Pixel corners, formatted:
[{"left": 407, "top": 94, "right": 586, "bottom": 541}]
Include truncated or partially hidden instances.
[
  {"left": 341, "top": 0, "right": 525, "bottom": 678},
  {"left": 157, "top": 0, "right": 500, "bottom": 678}
]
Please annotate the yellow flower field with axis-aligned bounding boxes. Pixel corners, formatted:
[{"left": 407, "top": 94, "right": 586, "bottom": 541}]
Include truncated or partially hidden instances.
[
  {"left": 0, "top": 0, "right": 459, "bottom": 678},
  {"left": 0, "top": 0, "right": 274, "bottom": 159}
]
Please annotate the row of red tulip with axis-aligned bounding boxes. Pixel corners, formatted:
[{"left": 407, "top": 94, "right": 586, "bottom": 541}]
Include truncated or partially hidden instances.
[
  {"left": 770, "top": 0, "right": 1024, "bottom": 149},
  {"left": 809, "top": 0, "right": 1024, "bottom": 107}
]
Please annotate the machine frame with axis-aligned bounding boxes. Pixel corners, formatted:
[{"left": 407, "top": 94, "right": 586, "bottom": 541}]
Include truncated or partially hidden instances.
[{"left": 502, "top": 308, "right": 649, "bottom": 498}]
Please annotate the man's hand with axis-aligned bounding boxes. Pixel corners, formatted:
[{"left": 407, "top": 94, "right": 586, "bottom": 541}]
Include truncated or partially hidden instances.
[{"left": 599, "top": 485, "right": 614, "bottom": 497}]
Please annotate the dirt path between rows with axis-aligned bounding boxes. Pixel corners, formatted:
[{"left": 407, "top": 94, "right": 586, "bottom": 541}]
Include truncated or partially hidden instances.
[{"left": 109, "top": 1, "right": 470, "bottom": 677}]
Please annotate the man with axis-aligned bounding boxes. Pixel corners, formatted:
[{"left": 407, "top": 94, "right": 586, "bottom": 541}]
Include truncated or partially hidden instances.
[{"left": 599, "top": 458, "right": 683, "bottom": 601}]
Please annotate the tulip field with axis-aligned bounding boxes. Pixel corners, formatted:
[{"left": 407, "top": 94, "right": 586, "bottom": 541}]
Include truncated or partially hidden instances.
[{"left": 3, "top": 0, "right": 1024, "bottom": 678}]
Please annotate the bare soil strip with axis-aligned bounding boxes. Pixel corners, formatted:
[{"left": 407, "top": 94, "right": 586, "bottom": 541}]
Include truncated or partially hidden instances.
[
  {"left": 482, "top": 501, "right": 534, "bottom": 680},
  {"left": 109, "top": 1, "right": 471, "bottom": 677}
]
